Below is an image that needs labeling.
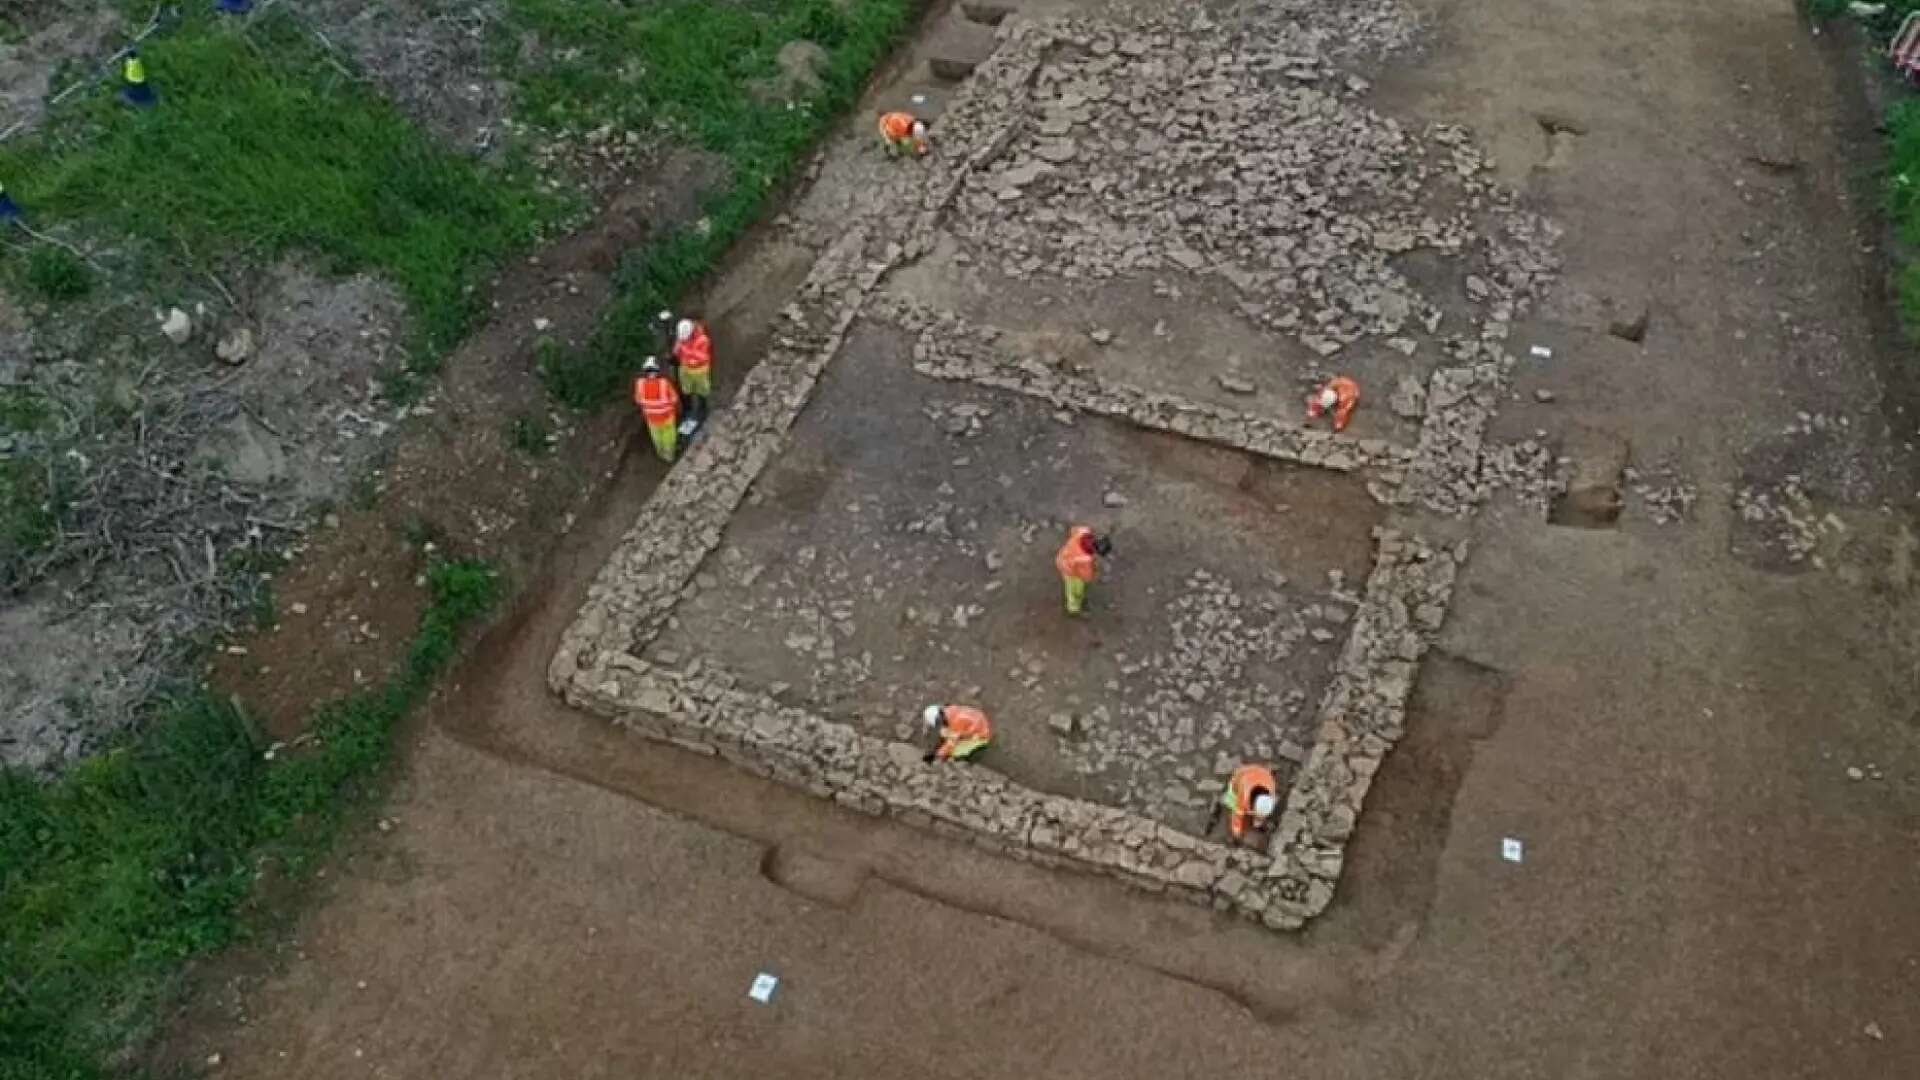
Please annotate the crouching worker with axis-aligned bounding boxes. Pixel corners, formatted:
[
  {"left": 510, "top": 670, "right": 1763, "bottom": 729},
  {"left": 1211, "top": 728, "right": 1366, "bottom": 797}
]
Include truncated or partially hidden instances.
[
  {"left": 1207, "top": 763, "right": 1278, "bottom": 846},
  {"left": 878, "top": 110, "right": 929, "bottom": 157},
  {"left": 1306, "top": 376, "right": 1361, "bottom": 433},
  {"left": 921, "top": 704, "right": 991, "bottom": 763}
]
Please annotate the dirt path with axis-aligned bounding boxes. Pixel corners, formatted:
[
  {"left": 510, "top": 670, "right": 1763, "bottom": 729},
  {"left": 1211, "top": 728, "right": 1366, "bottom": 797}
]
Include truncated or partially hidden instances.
[{"left": 156, "top": 0, "right": 1920, "bottom": 1077}]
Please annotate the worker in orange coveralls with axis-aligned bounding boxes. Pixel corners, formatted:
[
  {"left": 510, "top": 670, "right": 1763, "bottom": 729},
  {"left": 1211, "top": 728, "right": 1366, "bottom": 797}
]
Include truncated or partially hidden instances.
[
  {"left": 669, "top": 315, "right": 714, "bottom": 435},
  {"left": 921, "top": 704, "right": 992, "bottom": 763},
  {"left": 878, "top": 110, "right": 929, "bottom": 157},
  {"left": 634, "top": 356, "right": 680, "bottom": 463},
  {"left": 1208, "top": 764, "right": 1279, "bottom": 845},
  {"left": 1054, "top": 525, "right": 1113, "bottom": 616},
  {"left": 1306, "top": 376, "right": 1361, "bottom": 432}
]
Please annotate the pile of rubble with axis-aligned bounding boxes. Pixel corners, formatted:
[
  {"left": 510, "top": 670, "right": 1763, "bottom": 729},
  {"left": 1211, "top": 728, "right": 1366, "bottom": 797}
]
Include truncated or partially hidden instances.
[
  {"left": 947, "top": 14, "right": 1556, "bottom": 365},
  {"left": 1735, "top": 477, "right": 1826, "bottom": 564},
  {"left": 1626, "top": 461, "right": 1699, "bottom": 525}
]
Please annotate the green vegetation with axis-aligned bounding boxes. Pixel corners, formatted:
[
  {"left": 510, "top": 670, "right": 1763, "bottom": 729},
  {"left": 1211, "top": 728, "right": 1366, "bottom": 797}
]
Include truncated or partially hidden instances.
[
  {"left": 1810, "top": 0, "right": 1920, "bottom": 23},
  {"left": 0, "top": 1, "right": 918, "bottom": 1074},
  {"left": 1889, "top": 101, "right": 1920, "bottom": 322},
  {"left": 0, "top": 9, "right": 556, "bottom": 360},
  {"left": 0, "top": 455, "right": 63, "bottom": 590},
  {"left": 508, "top": 410, "right": 554, "bottom": 455},
  {"left": 516, "top": 0, "right": 916, "bottom": 406},
  {"left": 19, "top": 246, "right": 93, "bottom": 303},
  {"left": 0, "top": 558, "right": 501, "bottom": 1080}
]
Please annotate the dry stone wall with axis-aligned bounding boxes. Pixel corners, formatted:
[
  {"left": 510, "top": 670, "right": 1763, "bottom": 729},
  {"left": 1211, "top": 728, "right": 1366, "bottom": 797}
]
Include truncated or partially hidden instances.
[
  {"left": 867, "top": 291, "right": 1416, "bottom": 481},
  {"left": 551, "top": 13, "right": 1520, "bottom": 929},
  {"left": 560, "top": 523, "right": 1459, "bottom": 930}
]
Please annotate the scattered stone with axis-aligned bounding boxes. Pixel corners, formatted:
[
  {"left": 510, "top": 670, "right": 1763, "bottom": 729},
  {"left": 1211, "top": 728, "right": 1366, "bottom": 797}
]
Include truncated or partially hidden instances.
[
  {"left": 159, "top": 307, "right": 193, "bottom": 344},
  {"left": 1847, "top": 766, "right": 1865, "bottom": 781},
  {"left": 1089, "top": 328, "right": 1114, "bottom": 345},
  {"left": 214, "top": 327, "right": 255, "bottom": 365},
  {"left": 1864, "top": 1021, "right": 1885, "bottom": 1041},
  {"left": 1216, "top": 374, "right": 1257, "bottom": 395},
  {"left": 1102, "top": 490, "right": 1128, "bottom": 507},
  {"left": 532, "top": 317, "right": 552, "bottom": 332},
  {"left": 1534, "top": 388, "right": 1556, "bottom": 403},
  {"left": 1389, "top": 376, "right": 1426, "bottom": 419},
  {"left": 1609, "top": 306, "right": 1649, "bottom": 343},
  {"left": 1049, "top": 711, "right": 1077, "bottom": 736}
]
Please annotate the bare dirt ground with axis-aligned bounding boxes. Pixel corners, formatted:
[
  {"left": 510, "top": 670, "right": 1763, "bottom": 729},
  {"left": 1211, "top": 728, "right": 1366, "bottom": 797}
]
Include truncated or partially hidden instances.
[
  {"left": 151, "top": 0, "right": 1920, "bottom": 1076},
  {"left": 643, "top": 316, "right": 1378, "bottom": 827}
]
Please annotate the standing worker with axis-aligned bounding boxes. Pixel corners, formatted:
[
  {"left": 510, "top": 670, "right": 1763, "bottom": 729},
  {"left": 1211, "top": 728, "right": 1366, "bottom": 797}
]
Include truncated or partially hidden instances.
[
  {"left": 1306, "top": 376, "right": 1361, "bottom": 433},
  {"left": 921, "top": 704, "right": 992, "bottom": 763},
  {"left": 1055, "top": 525, "right": 1113, "bottom": 617},
  {"left": 670, "top": 316, "right": 714, "bottom": 436},
  {"left": 878, "top": 111, "right": 930, "bottom": 157},
  {"left": 121, "top": 47, "right": 157, "bottom": 108},
  {"left": 1208, "top": 763, "right": 1279, "bottom": 845},
  {"left": 634, "top": 357, "right": 681, "bottom": 463}
]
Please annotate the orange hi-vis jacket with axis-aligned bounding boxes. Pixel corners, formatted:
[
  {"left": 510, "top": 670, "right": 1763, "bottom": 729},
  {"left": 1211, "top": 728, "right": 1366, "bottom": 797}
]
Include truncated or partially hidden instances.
[
  {"left": 879, "top": 112, "right": 918, "bottom": 142},
  {"left": 635, "top": 374, "right": 679, "bottom": 428},
  {"left": 1225, "top": 764, "right": 1278, "bottom": 839},
  {"left": 674, "top": 322, "right": 713, "bottom": 373},
  {"left": 1308, "top": 376, "right": 1361, "bottom": 432},
  {"left": 1056, "top": 526, "right": 1097, "bottom": 583},
  {"left": 936, "top": 705, "right": 992, "bottom": 760}
]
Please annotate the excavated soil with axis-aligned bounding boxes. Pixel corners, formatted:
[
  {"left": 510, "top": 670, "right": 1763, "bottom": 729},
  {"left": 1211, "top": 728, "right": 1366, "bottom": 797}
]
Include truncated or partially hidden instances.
[{"left": 642, "top": 317, "right": 1382, "bottom": 829}]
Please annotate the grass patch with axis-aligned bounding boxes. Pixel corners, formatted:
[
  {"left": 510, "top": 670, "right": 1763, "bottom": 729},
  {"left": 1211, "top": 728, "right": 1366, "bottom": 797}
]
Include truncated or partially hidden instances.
[
  {"left": 516, "top": 0, "right": 916, "bottom": 406},
  {"left": 0, "top": 557, "right": 501, "bottom": 1079},
  {"left": 0, "top": 453, "right": 68, "bottom": 592},
  {"left": 1891, "top": 98, "right": 1920, "bottom": 324},
  {"left": 508, "top": 410, "right": 553, "bottom": 455},
  {"left": 19, "top": 246, "right": 94, "bottom": 303},
  {"left": 0, "top": 8, "right": 558, "bottom": 360}
]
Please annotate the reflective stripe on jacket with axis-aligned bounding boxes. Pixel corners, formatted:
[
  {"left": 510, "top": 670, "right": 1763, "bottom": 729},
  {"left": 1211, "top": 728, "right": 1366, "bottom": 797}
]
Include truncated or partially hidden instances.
[{"left": 635, "top": 375, "right": 679, "bottom": 426}]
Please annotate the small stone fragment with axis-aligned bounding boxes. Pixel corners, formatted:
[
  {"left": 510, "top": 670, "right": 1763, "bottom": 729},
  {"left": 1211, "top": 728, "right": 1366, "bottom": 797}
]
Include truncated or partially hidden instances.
[{"left": 159, "top": 307, "right": 193, "bottom": 344}]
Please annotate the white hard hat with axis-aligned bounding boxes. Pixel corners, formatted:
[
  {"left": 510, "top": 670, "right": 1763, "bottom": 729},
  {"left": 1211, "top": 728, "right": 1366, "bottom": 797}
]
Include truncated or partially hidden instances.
[
  {"left": 641, "top": 355, "right": 660, "bottom": 374},
  {"left": 657, "top": 309, "right": 673, "bottom": 322},
  {"left": 1318, "top": 387, "right": 1339, "bottom": 410},
  {"left": 1252, "top": 793, "right": 1277, "bottom": 819},
  {"left": 911, "top": 120, "right": 927, "bottom": 137},
  {"left": 676, "top": 318, "right": 695, "bottom": 342},
  {"left": 922, "top": 705, "right": 943, "bottom": 729}
]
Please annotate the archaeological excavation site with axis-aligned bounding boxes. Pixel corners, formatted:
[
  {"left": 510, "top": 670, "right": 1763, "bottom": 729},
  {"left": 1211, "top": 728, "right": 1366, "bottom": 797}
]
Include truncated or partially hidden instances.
[{"left": 551, "top": 0, "right": 1561, "bottom": 930}]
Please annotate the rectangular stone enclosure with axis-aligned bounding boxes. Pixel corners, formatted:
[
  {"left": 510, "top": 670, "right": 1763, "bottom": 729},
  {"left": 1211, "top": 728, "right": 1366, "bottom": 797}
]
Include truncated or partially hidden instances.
[
  {"left": 644, "top": 319, "right": 1385, "bottom": 833},
  {"left": 549, "top": 14, "right": 1500, "bottom": 930}
]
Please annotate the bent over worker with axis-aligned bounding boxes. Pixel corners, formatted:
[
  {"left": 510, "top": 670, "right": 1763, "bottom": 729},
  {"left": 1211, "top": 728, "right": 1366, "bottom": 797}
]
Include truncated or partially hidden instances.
[
  {"left": 671, "top": 316, "right": 714, "bottom": 435},
  {"left": 1306, "top": 376, "right": 1361, "bottom": 433},
  {"left": 1208, "top": 764, "right": 1279, "bottom": 845},
  {"left": 921, "top": 704, "right": 992, "bottom": 763},
  {"left": 634, "top": 357, "right": 680, "bottom": 463},
  {"left": 1055, "top": 525, "right": 1113, "bottom": 616},
  {"left": 878, "top": 111, "right": 929, "bottom": 157}
]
